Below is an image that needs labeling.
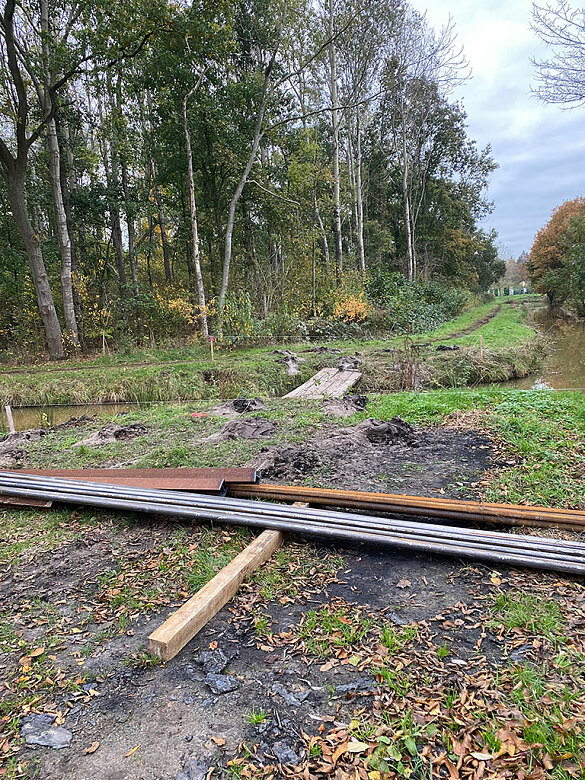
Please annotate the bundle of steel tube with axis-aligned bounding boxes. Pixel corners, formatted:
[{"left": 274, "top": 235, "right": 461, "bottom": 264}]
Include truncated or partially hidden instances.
[
  {"left": 229, "top": 484, "right": 585, "bottom": 532},
  {"left": 0, "top": 472, "right": 584, "bottom": 575}
]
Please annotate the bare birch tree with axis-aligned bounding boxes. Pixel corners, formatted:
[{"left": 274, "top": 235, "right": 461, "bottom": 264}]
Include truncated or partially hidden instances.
[{"left": 532, "top": 1, "right": 585, "bottom": 105}]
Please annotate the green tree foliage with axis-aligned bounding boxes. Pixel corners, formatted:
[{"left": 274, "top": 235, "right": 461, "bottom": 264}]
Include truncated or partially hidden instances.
[
  {"left": 529, "top": 197, "right": 585, "bottom": 308},
  {"left": 0, "top": 0, "right": 501, "bottom": 357}
]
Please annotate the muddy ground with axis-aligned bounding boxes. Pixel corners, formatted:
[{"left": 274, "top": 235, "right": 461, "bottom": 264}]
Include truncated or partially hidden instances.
[{"left": 1, "top": 410, "right": 584, "bottom": 780}]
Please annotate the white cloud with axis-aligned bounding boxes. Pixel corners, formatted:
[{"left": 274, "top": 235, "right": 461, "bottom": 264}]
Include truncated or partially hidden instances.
[{"left": 418, "top": 0, "right": 585, "bottom": 255}]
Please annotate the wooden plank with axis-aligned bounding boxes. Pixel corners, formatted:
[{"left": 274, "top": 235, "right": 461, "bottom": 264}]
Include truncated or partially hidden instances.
[
  {"left": 284, "top": 367, "right": 361, "bottom": 399},
  {"left": 0, "top": 495, "right": 53, "bottom": 509},
  {"left": 4, "top": 405, "right": 15, "bottom": 434},
  {"left": 147, "top": 529, "right": 284, "bottom": 661}
]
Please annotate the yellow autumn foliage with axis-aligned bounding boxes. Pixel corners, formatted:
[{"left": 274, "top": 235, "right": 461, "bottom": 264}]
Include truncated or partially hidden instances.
[{"left": 332, "top": 292, "right": 370, "bottom": 323}]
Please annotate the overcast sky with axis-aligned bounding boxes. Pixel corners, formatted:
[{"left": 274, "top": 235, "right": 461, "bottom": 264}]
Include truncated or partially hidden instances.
[{"left": 420, "top": 0, "right": 585, "bottom": 258}]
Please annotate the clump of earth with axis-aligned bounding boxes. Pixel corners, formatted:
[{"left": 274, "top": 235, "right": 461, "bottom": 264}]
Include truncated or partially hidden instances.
[
  {"left": 205, "top": 418, "right": 277, "bottom": 443},
  {"left": 73, "top": 422, "right": 148, "bottom": 448},
  {"left": 252, "top": 416, "right": 493, "bottom": 496},
  {"left": 208, "top": 398, "right": 265, "bottom": 418}
]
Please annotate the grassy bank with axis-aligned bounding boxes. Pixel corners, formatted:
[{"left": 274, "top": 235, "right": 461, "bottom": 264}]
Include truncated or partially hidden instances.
[
  {"left": 0, "top": 298, "right": 544, "bottom": 407},
  {"left": 6, "top": 387, "right": 585, "bottom": 510}
]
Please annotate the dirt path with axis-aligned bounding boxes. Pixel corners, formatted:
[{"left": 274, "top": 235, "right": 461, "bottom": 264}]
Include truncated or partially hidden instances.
[{"left": 421, "top": 303, "right": 502, "bottom": 344}]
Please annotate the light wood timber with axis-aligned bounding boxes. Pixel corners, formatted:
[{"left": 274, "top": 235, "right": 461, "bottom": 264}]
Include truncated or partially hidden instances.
[
  {"left": 284, "top": 367, "right": 361, "bottom": 399},
  {"left": 147, "top": 529, "right": 284, "bottom": 661}
]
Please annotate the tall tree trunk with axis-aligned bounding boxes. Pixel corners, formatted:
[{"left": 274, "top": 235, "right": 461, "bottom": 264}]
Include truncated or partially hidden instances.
[
  {"left": 401, "top": 130, "right": 415, "bottom": 283},
  {"left": 46, "top": 117, "right": 79, "bottom": 345},
  {"left": 153, "top": 175, "right": 172, "bottom": 285},
  {"left": 314, "top": 192, "right": 330, "bottom": 273},
  {"left": 218, "top": 49, "right": 277, "bottom": 320},
  {"left": 112, "top": 215, "right": 128, "bottom": 292},
  {"left": 346, "top": 131, "right": 357, "bottom": 255},
  {"left": 121, "top": 159, "right": 139, "bottom": 294},
  {"left": 5, "top": 164, "right": 64, "bottom": 359},
  {"left": 183, "top": 86, "right": 209, "bottom": 338},
  {"left": 59, "top": 117, "right": 85, "bottom": 349},
  {"left": 39, "top": 0, "right": 77, "bottom": 346},
  {"left": 355, "top": 113, "right": 366, "bottom": 274},
  {"left": 328, "top": 0, "right": 343, "bottom": 286}
]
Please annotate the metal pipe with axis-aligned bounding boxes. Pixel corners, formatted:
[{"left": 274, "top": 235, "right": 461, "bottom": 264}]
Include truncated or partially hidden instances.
[
  {"left": 1, "top": 482, "right": 584, "bottom": 572},
  {"left": 230, "top": 484, "right": 585, "bottom": 526},
  {"left": 0, "top": 474, "right": 583, "bottom": 558},
  {"left": 0, "top": 477, "right": 584, "bottom": 574}
]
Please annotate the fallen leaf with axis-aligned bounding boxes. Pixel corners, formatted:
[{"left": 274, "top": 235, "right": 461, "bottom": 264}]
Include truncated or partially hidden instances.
[
  {"left": 470, "top": 752, "right": 493, "bottom": 761},
  {"left": 124, "top": 746, "right": 139, "bottom": 758},
  {"left": 83, "top": 741, "right": 100, "bottom": 755},
  {"left": 396, "top": 579, "right": 411, "bottom": 589},
  {"left": 29, "top": 647, "right": 45, "bottom": 658},
  {"left": 211, "top": 736, "right": 225, "bottom": 746},
  {"left": 347, "top": 741, "right": 369, "bottom": 753}
]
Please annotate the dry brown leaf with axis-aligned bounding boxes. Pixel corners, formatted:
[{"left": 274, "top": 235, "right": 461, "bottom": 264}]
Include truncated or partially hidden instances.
[{"left": 83, "top": 741, "right": 100, "bottom": 755}]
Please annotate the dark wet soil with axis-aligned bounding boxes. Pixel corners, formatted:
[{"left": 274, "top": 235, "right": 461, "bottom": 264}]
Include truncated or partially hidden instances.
[
  {"left": 253, "top": 419, "right": 493, "bottom": 497},
  {"left": 23, "top": 547, "right": 499, "bottom": 780}
]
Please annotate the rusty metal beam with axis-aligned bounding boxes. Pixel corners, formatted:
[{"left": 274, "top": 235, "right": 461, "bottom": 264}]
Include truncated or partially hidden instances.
[
  {"left": 228, "top": 484, "right": 585, "bottom": 531},
  {"left": 16, "top": 467, "right": 257, "bottom": 484}
]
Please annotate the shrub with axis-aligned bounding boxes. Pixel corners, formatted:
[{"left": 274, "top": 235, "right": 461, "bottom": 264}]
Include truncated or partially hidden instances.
[
  {"left": 332, "top": 292, "right": 370, "bottom": 323},
  {"left": 366, "top": 269, "right": 468, "bottom": 333}
]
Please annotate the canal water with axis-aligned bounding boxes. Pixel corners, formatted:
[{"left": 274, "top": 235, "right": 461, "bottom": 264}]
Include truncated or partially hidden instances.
[
  {"left": 506, "top": 306, "right": 585, "bottom": 390},
  {"left": 1, "top": 403, "right": 139, "bottom": 433}
]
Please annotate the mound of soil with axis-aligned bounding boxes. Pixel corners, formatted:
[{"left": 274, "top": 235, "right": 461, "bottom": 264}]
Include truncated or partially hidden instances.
[
  {"left": 337, "top": 355, "right": 361, "bottom": 370},
  {"left": 252, "top": 417, "right": 492, "bottom": 496},
  {"left": 73, "top": 422, "right": 147, "bottom": 448},
  {"left": 205, "top": 418, "right": 277, "bottom": 443},
  {"left": 273, "top": 350, "right": 305, "bottom": 376},
  {"left": 321, "top": 395, "right": 368, "bottom": 418},
  {"left": 0, "top": 428, "right": 47, "bottom": 445},
  {"left": 334, "top": 417, "right": 417, "bottom": 445},
  {"left": 0, "top": 447, "right": 28, "bottom": 468},
  {"left": 209, "top": 398, "right": 265, "bottom": 418}
]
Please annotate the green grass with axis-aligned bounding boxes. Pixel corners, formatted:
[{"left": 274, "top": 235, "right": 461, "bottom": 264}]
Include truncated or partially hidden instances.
[
  {"left": 505, "top": 651, "right": 585, "bottom": 776},
  {"left": 0, "top": 298, "right": 543, "bottom": 408},
  {"left": 380, "top": 624, "right": 418, "bottom": 653},
  {"left": 490, "top": 591, "right": 566, "bottom": 640},
  {"left": 298, "top": 602, "right": 373, "bottom": 658},
  {"left": 0, "top": 507, "right": 101, "bottom": 564},
  {"left": 247, "top": 707, "right": 268, "bottom": 725},
  {"left": 363, "top": 389, "right": 585, "bottom": 508}
]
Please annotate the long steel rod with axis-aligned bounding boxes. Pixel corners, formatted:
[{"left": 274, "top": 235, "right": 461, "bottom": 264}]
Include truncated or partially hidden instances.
[
  {"left": 0, "top": 477, "right": 584, "bottom": 574},
  {"left": 0, "top": 473, "right": 583, "bottom": 559},
  {"left": 0, "top": 474, "right": 583, "bottom": 558},
  {"left": 1, "top": 482, "right": 584, "bottom": 572},
  {"left": 230, "top": 484, "right": 585, "bottom": 526}
]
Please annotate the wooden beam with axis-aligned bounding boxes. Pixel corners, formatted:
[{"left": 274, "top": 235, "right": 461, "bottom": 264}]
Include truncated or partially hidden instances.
[
  {"left": 0, "top": 495, "right": 53, "bottom": 509},
  {"left": 4, "top": 405, "right": 15, "bottom": 433},
  {"left": 147, "top": 529, "right": 284, "bottom": 662}
]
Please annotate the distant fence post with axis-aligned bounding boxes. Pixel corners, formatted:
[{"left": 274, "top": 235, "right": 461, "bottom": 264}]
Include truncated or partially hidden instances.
[{"left": 4, "top": 405, "right": 15, "bottom": 434}]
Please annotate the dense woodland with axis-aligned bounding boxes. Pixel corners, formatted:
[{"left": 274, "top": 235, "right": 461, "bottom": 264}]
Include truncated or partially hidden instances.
[{"left": 0, "top": 0, "right": 506, "bottom": 359}]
